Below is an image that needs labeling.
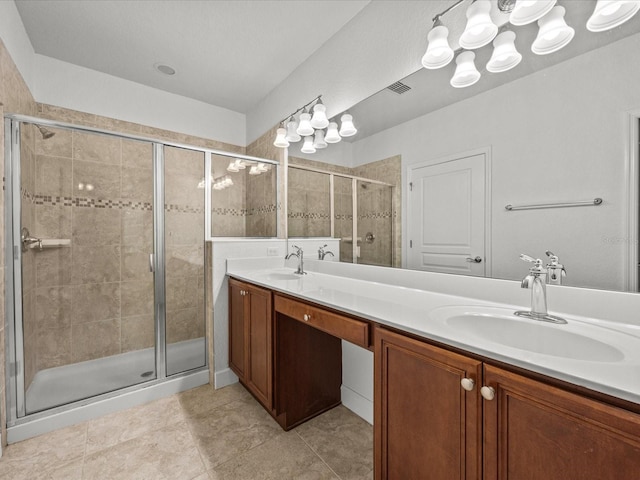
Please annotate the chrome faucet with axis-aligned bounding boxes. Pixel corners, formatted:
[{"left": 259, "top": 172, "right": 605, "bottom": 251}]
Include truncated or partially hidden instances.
[
  {"left": 318, "top": 245, "right": 334, "bottom": 260},
  {"left": 515, "top": 254, "right": 566, "bottom": 324},
  {"left": 285, "top": 245, "right": 306, "bottom": 275}
]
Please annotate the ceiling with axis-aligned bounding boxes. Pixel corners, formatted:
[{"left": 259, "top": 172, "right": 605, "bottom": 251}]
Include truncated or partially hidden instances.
[{"left": 15, "top": 0, "right": 370, "bottom": 113}]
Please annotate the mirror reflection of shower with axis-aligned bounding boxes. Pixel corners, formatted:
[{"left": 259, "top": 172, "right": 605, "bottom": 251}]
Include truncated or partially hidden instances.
[{"left": 36, "top": 124, "right": 55, "bottom": 139}]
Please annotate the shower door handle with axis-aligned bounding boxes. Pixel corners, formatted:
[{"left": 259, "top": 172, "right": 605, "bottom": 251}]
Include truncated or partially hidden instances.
[{"left": 149, "top": 253, "right": 155, "bottom": 273}]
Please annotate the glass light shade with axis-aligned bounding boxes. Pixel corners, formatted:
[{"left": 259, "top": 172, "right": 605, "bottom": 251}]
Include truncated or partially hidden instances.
[
  {"left": 296, "top": 112, "right": 314, "bottom": 136},
  {"left": 273, "top": 127, "right": 289, "bottom": 148},
  {"left": 300, "top": 136, "right": 316, "bottom": 154},
  {"left": 249, "top": 165, "right": 260, "bottom": 175},
  {"left": 227, "top": 161, "right": 239, "bottom": 173},
  {"left": 531, "top": 6, "right": 574, "bottom": 55},
  {"left": 257, "top": 163, "right": 268, "bottom": 173},
  {"left": 339, "top": 113, "right": 357, "bottom": 137},
  {"left": 310, "top": 103, "right": 329, "bottom": 129},
  {"left": 510, "top": 0, "right": 556, "bottom": 25},
  {"left": 450, "top": 51, "right": 481, "bottom": 88},
  {"left": 285, "top": 117, "right": 301, "bottom": 142},
  {"left": 325, "top": 122, "right": 342, "bottom": 143},
  {"left": 313, "top": 130, "right": 328, "bottom": 149},
  {"left": 587, "top": 0, "right": 640, "bottom": 32},
  {"left": 421, "top": 24, "right": 454, "bottom": 69},
  {"left": 459, "top": 0, "right": 498, "bottom": 50},
  {"left": 236, "top": 159, "right": 246, "bottom": 169},
  {"left": 486, "top": 31, "right": 522, "bottom": 73}
]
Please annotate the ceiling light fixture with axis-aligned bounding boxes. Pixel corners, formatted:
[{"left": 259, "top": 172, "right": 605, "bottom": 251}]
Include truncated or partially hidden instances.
[
  {"left": 450, "top": 51, "right": 481, "bottom": 88},
  {"left": 531, "top": 5, "right": 574, "bottom": 55},
  {"left": 273, "top": 95, "right": 357, "bottom": 154},
  {"left": 486, "top": 30, "right": 522, "bottom": 72},
  {"left": 421, "top": 0, "right": 624, "bottom": 89},
  {"left": 421, "top": 18, "right": 454, "bottom": 69},
  {"left": 586, "top": 0, "right": 640, "bottom": 32},
  {"left": 510, "top": 0, "right": 557, "bottom": 26},
  {"left": 459, "top": 0, "right": 499, "bottom": 49}
]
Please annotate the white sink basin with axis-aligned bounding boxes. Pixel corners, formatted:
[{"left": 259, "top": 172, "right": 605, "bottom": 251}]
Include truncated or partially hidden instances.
[{"left": 429, "top": 306, "right": 628, "bottom": 362}]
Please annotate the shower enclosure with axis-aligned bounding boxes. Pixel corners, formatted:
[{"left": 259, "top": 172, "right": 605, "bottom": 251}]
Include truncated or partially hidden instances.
[
  {"left": 4, "top": 115, "right": 278, "bottom": 433},
  {"left": 287, "top": 164, "right": 395, "bottom": 267}
]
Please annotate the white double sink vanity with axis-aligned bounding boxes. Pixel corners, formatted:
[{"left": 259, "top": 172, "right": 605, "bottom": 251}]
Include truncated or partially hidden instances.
[{"left": 226, "top": 256, "right": 640, "bottom": 479}]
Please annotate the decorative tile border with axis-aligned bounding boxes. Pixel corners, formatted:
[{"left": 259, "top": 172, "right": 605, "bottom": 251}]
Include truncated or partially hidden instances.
[
  {"left": 288, "top": 211, "right": 331, "bottom": 220},
  {"left": 358, "top": 211, "right": 393, "bottom": 220}
]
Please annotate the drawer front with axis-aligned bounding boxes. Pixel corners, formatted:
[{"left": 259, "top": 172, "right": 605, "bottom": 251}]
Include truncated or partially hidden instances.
[{"left": 274, "top": 295, "right": 370, "bottom": 348}]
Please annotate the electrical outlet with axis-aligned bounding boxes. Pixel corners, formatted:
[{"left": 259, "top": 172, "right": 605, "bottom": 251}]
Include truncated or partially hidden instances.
[{"left": 267, "top": 247, "right": 279, "bottom": 256}]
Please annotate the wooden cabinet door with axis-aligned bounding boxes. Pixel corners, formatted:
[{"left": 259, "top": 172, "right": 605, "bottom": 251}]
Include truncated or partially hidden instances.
[
  {"left": 374, "top": 327, "right": 482, "bottom": 480},
  {"left": 228, "top": 278, "right": 246, "bottom": 380},
  {"left": 483, "top": 364, "right": 640, "bottom": 480},
  {"left": 245, "top": 284, "right": 273, "bottom": 410}
]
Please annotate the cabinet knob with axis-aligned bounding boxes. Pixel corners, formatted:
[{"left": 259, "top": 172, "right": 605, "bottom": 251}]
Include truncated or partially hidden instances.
[
  {"left": 480, "top": 386, "right": 495, "bottom": 401},
  {"left": 460, "top": 378, "right": 475, "bottom": 391},
  {"left": 303, "top": 314, "right": 311, "bottom": 322}
]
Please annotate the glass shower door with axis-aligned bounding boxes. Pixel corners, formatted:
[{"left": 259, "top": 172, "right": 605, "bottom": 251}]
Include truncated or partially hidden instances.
[
  {"left": 17, "top": 124, "right": 157, "bottom": 414},
  {"left": 356, "top": 180, "right": 394, "bottom": 267},
  {"left": 164, "top": 146, "right": 206, "bottom": 376}
]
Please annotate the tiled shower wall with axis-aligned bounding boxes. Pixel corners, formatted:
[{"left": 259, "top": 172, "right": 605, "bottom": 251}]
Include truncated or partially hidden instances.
[
  {"left": 27, "top": 132, "right": 208, "bottom": 377},
  {"left": 288, "top": 155, "right": 402, "bottom": 267},
  {"left": 353, "top": 155, "right": 401, "bottom": 268}
]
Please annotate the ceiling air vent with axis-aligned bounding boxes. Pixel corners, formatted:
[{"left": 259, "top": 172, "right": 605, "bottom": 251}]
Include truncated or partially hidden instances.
[{"left": 387, "top": 81, "right": 412, "bottom": 95}]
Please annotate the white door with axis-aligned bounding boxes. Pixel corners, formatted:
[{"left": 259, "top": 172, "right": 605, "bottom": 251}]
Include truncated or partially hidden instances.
[{"left": 408, "top": 153, "right": 487, "bottom": 276}]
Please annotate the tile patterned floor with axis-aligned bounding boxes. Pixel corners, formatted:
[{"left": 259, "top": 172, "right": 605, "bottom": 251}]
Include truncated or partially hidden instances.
[{"left": 0, "top": 383, "right": 374, "bottom": 480}]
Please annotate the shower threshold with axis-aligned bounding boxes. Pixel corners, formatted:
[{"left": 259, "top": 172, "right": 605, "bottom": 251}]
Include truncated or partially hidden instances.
[{"left": 25, "top": 337, "right": 206, "bottom": 414}]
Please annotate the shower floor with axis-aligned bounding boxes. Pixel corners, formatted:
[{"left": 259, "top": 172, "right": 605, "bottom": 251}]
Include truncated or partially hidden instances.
[{"left": 26, "top": 337, "right": 206, "bottom": 414}]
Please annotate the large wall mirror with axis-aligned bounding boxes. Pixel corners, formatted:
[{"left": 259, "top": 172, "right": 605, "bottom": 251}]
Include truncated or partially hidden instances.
[{"left": 287, "top": 1, "right": 640, "bottom": 293}]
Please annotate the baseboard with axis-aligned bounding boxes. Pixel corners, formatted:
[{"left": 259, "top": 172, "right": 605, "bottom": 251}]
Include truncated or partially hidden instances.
[
  {"left": 214, "top": 367, "right": 239, "bottom": 389},
  {"left": 341, "top": 385, "right": 373, "bottom": 425}
]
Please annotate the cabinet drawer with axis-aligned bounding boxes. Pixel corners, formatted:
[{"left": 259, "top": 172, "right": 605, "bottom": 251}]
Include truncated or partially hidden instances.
[{"left": 274, "top": 295, "right": 370, "bottom": 348}]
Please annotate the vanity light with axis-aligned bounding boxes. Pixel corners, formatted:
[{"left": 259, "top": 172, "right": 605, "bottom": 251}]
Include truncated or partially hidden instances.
[
  {"left": 273, "top": 124, "right": 289, "bottom": 148},
  {"left": 510, "top": 0, "right": 557, "bottom": 26},
  {"left": 274, "top": 95, "right": 357, "bottom": 152},
  {"left": 257, "top": 162, "right": 269, "bottom": 173},
  {"left": 301, "top": 136, "right": 316, "bottom": 154},
  {"left": 285, "top": 116, "right": 301, "bottom": 142},
  {"left": 310, "top": 99, "right": 329, "bottom": 129},
  {"left": 296, "top": 109, "right": 314, "bottom": 136},
  {"left": 531, "top": 6, "right": 574, "bottom": 55},
  {"left": 339, "top": 113, "right": 357, "bottom": 137},
  {"left": 313, "top": 129, "right": 328, "bottom": 149},
  {"left": 486, "top": 31, "right": 522, "bottom": 73},
  {"left": 459, "top": 0, "right": 499, "bottom": 50},
  {"left": 586, "top": 0, "right": 640, "bottom": 32},
  {"left": 249, "top": 165, "right": 260, "bottom": 175},
  {"left": 421, "top": 19, "right": 454, "bottom": 69},
  {"left": 227, "top": 161, "right": 239, "bottom": 173},
  {"left": 450, "top": 51, "right": 481, "bottom": 88},
  {"left": 325, "top": 122, "right": 342, "bottom": 143}
]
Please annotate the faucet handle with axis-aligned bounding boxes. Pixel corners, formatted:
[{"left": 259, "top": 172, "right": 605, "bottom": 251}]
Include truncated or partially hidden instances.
[{"left": 519, "top": 254, "right": 538, "bottom": 264}]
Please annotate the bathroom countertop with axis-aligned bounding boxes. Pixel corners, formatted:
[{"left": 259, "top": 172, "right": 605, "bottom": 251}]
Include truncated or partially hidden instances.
[{"left": 226, "top": 257, "right": 640, "bottom": 407}]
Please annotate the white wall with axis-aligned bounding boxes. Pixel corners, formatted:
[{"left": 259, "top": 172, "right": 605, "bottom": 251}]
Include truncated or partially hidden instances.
[
  {"left": 351, "top": 33, "right": 640, "bottom": 291},
  {"left": 246, "top": 1, "right": 442, "bottom": 144},
  {"left": 33, "top": 55, "right": 246, "bottom": 146}
]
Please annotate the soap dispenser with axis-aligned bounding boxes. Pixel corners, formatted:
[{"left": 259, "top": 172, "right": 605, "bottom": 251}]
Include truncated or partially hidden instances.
[{"left": 545, "top": 250, "right": 566, "bottom": 285}]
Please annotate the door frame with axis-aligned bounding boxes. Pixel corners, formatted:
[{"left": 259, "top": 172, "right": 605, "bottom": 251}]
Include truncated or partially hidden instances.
[
  {"left": 625, "top": 109, "right": 640, "bottom": 291},
  {"left": 406, "top": 146, "right": 492, "bottom": 277}
]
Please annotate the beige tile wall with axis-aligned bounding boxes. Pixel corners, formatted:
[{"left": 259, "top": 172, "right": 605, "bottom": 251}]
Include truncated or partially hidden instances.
[
  {"left": 353, "top": 155, "right": 402, "bottom": 268},
  {"left": 245, "top": 125, "right": 285, "bottom": 238},
  {"left": 288, "top": 155, "right": 402, "bottom": 267}
]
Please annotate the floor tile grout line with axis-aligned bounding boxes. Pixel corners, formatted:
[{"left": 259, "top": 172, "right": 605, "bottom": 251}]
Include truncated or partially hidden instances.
[{"left": 295, "top": 430, "right": 343, "bottom": 480}]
